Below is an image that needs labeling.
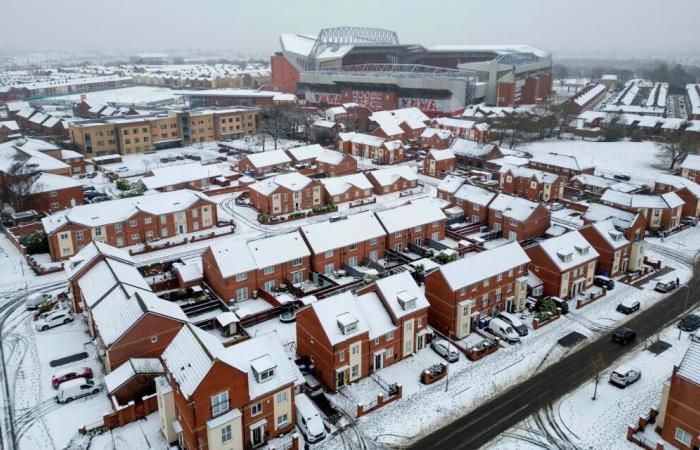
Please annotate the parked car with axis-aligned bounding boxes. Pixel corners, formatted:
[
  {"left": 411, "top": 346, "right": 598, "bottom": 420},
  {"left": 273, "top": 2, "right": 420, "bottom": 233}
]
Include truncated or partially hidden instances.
[
  {"left": 609, "top": 366, "right": 641, "bottom": 388},
  {"left": 497, "top": 312, "right": 528, "bottom": 336},
  {"left": 85, "top": 171, "right": 98, "bottom": 179},
  {"left": 681, "top": 216, "right": 699, "bottom": 227},
  {"left": 35, "top": 309, "right": 73, "bottom": 331},
  {"left": 92, "top": 195, "right": 111, "bottom": 203},
  {"left": 430, "top": 339, "right": 459, "bottom": 363},
  {"left": 613, "top": 174, "right": 631, "bottom": 181},
  {"left": 82, "top": 185, "right": 95, "bottom": 192},
  {"left": 57, "top": 378, "right": 100, "bottom": 403},
  {"left": 616, "top": 299, "right": 640, "bottom": 315},
  {"left": 655, "top": 279, "right": 678, "bottom": 293},
  {"left": 52, "top": 366, "right": 93, "bottom": 389},
  {"left": 550, "top": 297, "right": 570, "bottom": 314},
  {"left": 175, "top": 155, "right": 185, "bottom": 161},
  {"left": 303, "top": 374, "right": 322, "bottom": 396},
  {"left": 594, "top": 275, "right": 615, "bottom": 290},
  {"left": 159, "top": 157, "right": 170, "bottom": 163},
  {"left": 679, "top": 314, "right": 700, "bottom": 332},
  {"left": 612, "top": 327, "right": 637, "bottom": 344},
  {"left": 488, "top": 317, "right": 520, "bottom": 343},
  {"left": 25, "top": 292, "right": 54, "bottom": 310},
  {"left": 549, "top": 202, "right": 564, "bottom": 211},
  {"left": 295, "top": 393, "right": 326, "bottom": 443},
  {"left": 83, "top": 190, "right": 102, "bottom": 199},
  {"left": 115, "top": 166, "right": 128, "bottom": 173}
]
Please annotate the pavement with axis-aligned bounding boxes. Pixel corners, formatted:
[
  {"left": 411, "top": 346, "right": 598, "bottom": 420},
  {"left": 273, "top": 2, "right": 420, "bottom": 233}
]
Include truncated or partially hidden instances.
[{"left": 409, "top": 261, "right": 700, "bottom": 450}]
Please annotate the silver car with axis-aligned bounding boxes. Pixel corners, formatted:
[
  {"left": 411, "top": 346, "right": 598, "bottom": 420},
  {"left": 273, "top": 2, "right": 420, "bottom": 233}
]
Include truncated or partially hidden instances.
[
  {"left": 430, "top": 339, "right": 459, "bottom": 363},
  {"left": 609, "top": 366, "right": 641, "bottom": 388}
]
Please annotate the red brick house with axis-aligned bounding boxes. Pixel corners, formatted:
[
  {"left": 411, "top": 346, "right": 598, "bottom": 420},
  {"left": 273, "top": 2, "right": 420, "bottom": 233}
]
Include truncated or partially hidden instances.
[
  {"left": 423, "top": 149, "right": 456, "bottom": 177},
  {"left": 450, "top": 138, "right": 503, "bottom": 169},
  {"left": 488, "top": 194, "right": 551, "bottom": 241},
  {"left": 569, "top": 174, "right": 618, "bottom": 198},
  {"left": 158, "top": 325, "right": 302, "bottom": 449},
  {"left": 0, "top": 120, "right": 20, "bottom": 143},
  {"left": 375, "top": 140, "right": 405, "bottom": 165},
  {"left": 336, "top": 132, "right": 385, "bottom": 159},
  {"left": 655, "top": 174, "right": 700, "bottom": 218},
  {"left": 202, "top": 231, "right": 311, "bottom": 302},
  {"left": 600, "top": 190, "right": 682, "bottom": 233},
  {"left": 140, "top": 162, "right": 223, "bottom": 192},
  {"left": 42, "top": 189, "right": 218, "bottom": 260},
  {"left": 370, "top": 108, "right": 429, "bottom": 140},
  {"left": 420, "top": 128, "right": 454, "bottom": 150},
  {"left": 320, "top": 173, "right": 373, "bottom": 205},
  {"left": 366, "top": 166, "right": 418, "bottom": 195},
  {"left": 431, "top": 117, "right": 490, "bottom": 142},
  {"left": 376, "top": 201, "right": 447, "bottom": 253},
  {"left": 296, "top": 271, "right": 430, "bottom": 391},
  {"left": 525, "top": 230, "right": 600, "bottom": 299},
  {"left": 579, "top": 219, "right": 633, "bottom": 277},
  {"left": 300, "top": 211, "right": 386, "bottom": 274},
  {"left": 680, "top": 155, "right": 700, "bottom": 184},
  {"left": 247, "top": 172, "right": 323, "bottom": 216},
  {"left": 498, "top": 165, "right": 563, "bottom": 202},
  {"left": 60, "top": 149, "right": 88, "bottom": 175},
  {"left": 21, "top": 172, "right": 84, "bottom": 214},
  {"left": 436, "top": 175, "right": 467, "bottom": 204},
  {"left": 286, "top": 144, "right": 357, "bottom": 176},
  {"left": 424, "top": 242, "right": 530, "bottom": 338},
  {"left": 657, "top": 340, "right": 700, "bottom": 450},
  {"left": 238, "top": 150, "right": 292, "bottom": 176},
  {"left": 527, "top": 153, "right": 595, "bottom": 180},
  {"left": 582, "top": 203, "right": 647, "bottom": 242},
  {"left": 454, "top": 183, "right": 497, "bottom": 224}
]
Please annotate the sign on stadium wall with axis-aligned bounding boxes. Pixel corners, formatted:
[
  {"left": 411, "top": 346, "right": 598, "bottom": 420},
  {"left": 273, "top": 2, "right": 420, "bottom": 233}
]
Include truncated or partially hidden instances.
[
  {"left": 398, "top": 97, "right": 453, "bottom": 112},
  {"left": 307, "top": 91, "right": 342, "bottom": 105}
]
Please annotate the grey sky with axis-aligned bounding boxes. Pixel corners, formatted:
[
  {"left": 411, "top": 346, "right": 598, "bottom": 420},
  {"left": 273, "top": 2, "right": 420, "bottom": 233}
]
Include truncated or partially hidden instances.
[{"left": 2, "top": 0, "right": 699, "bottom": 57}]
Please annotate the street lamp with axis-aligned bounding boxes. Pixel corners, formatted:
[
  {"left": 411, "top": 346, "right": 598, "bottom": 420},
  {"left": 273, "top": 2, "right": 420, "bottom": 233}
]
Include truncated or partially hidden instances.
[{"left": 679, "top": 285, "right": 691, "bottom": 341}]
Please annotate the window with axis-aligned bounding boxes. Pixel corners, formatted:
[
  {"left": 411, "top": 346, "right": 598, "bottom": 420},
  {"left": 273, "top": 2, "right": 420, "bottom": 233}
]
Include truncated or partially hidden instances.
[
  {"left": 386, "top": 331, "right": 394, "bottom": 340},
  {"left": 675, "top": 427, "right": 691, "bottom": 447},
  {"left": 75, "top": 231, "right": 84, "bottom": 240},
  {"left": 276, "top": 391, "right": 288, "bottom": 404},
  {"left": 292, "top": 257, "right": 303, "bottom": 266},
  {"left": 146, "top": 230, "right": 154, "bottom": 237},
  {"left": 481, "top": 294, "right": 488, "bottom": 308},
  {"left": 159, "top": 214, "right": 167, "bottom": 224},
  {"left": 325, "top": 249, "right": 334, "bottom": 258},
  {"left": 235, "top": 272, "right": 247, "bottom": 282},
  {"left": 348, "top": 243, "right": 357, "bottom": 251},
  {"left": 497, "top": 273, "right": 502, "bottom": 282},
  {"left": 211, "top": 391, "right": 229, "bottom": 417},
  {"left": 369, "top": 237, "right": 378, "bottom": 245},
  {"left": 49, "top": 190, "right": 57, "bottom": 198},
  {"left": 251, "top": 402, "right": 262, "bottom": 416},
  {"left": 144, "top": 217, "right": 152, "bottom": 224},
  {"left": 192, "top": 209, "right": 198, "bottom": 218},
  {"left": 129, "top": 220, "right": 137, "bottom": 227},
  {"left": 414, "top": 225, "right": 422, "bottom": 232},
  {"left": 116, "top": 237, "right": 124, "bottom": 247},
  {"left": 404, "top": 341, "right": 412, "bottom": 354},
  {"left": 338, "top": 351, "right": 345, "bottom": 362},
  {"left": 236, "top": 288, "right": 248, "bottom": 301},
  {"left": 114, "top": 223, "right": 122, "bottom": 232},
  {"left": 150, "top": 336, "right": 158, "bottom": 343},
  {"left": 263, "top": 266, "right": 274, "bottom": 275},
  {"left": 459, "top": 287, "right": 466, "bottom": 296},
  {"left": 351, "top": 343, "right": 360, "bottom": 355},
  {"left": 387, "top": 348, "right": 394, "bottom": 358},
  {"left": 277, "top": 413, "right": 289, "bottom": 428},
  {"left": 394, "top": 231, "right": 402, "bottom": 238},
  {"left": 483, "top": 278, "right": 489, "bottom": 287},
  {"left": 130, "top": 233, "right": 138, "bottom": 240},
  {"left": 94, "top": 227, "right": 102, "bottom": 237},
  {"left": 220, "top": 425, "right": 232, "bottom": 443},
  {"left": 351, "top": 364, "right": 359, "bottom": 378}
]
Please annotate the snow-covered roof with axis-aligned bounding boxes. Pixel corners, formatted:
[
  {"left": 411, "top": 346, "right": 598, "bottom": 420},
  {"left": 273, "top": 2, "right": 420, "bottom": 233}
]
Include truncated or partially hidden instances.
[
  {"left": 0, "top": 138, "right": 69, "bottom": 175},
  {"left": 105, "top": 358, "right": 164, "bottom": 394},
  {"left": 356, "top": 292, "right": 397, "bottom": 340},
  {"left": 375, "top": 271, "right": 430, "bottom": 320},
  {"left": 286, "top": 144, "right": 325, "bottom": 162},
  {"left": 656, "top": 174, "right": 700, "bottom": 198},
  {"left": 208, "top": 239, "right": 257, "bottom": 279},
  {"left": 588, "top": 218, "right": 629, "bottom": 250},
  {"left": 488, "top": 155, "right": 530, "bottom": 168},
  {"left": 687, "top": 84, "right": 700, "bottom": 117},
  {"left": 26, "top": 172, "right": 82, "bottom": 194},
  {"left": 247, "top": 230, "right": 310, "bottom": 269},
  {"left": 301, "top": 210, "right": 386, "bottom": 254},
  {"left": 339, "top": 132, "right": 385, "bottom": 147},
  {"left": 583, "top": 203, "right": 638, "bottom": 230},
  {"left": 449, "top": 138, "right": 499, "bottom": 158},
  {"left": 383, "top": 140, "right": 404, "bottom": 151},
  {"left": 310, "top": 291, "right": 370, "bottom": 346},
  {"left": 0, "top": 120, "right": 19, "bottom": 131},
  {"left": 92, "top": 288, "right": 187, "bottom": 348},
  {"left": 454, "top": 184, "right": 496, "bottom": 206},
  {"left": 421, "top": 128, "right": 453, "bottom": 140},
  {"left": 4, "top": 101, "right": 29, "bottom": 112},
  {"left": 162, "top": 324, "right": 302, "bottom": 400},
  {"left": 320, "top": 173, "right": 372, "bottom": 196},
  {"left": 434, "top": 117, "right": 477, "bottom": 129},
  {"left": 315, "top": 149, "right": 347, "bottom": 165},
  {"left": 489, "top": 194, "right": 542, "bottom": 221},
  {"left": 573, "top": 83, "right": 606, "bottom": 107},
  {"left": 682, "top": 154, "right": 700, "bottom": 171},
  {"left": 427, "top": 149, "right": 455, "bottom": 162},
  {"left": 536, "top": 230, "right": 600, "bottom": 271},
  {"left": 371, "top": 108, "right": 428, "bottom": 132},
  {"left": 368, "top": 165, "right": 417, "bottom": 187},
  {"left": 141, "top": 163, "right": 222, "bottom": 190},
  {"left": 42, "top": 189, "right": 213, "bottom": 234},
  {"left": 248, "top": 171, "right": 314, "bottom": 196},
  {"left": 677, "top": 339, "right": 700, "bottom": 386},
  {"left": 78, "top": 258, "right": 151, "bottom": 309},
  {"left": 243, "top": 150, "right": 292, "bottom": 169},
  {"left": 437, "top": 242, "right": 530, "bottom": 291},
  {"left": 500, "top": 164, "right": 559, "bottom": 184},
  {"left": 601, "top": 190, "right": 683, "bottom": 210},
  {"left": 529, "top": 153, "right": 594, "bottom": 171},
  {"left": 571, "top": 174, "right": 616, "bottom": 189},
  {"left": 436, "top": 174, "right": 465, "bottom": 194},
  {"left": 65, "top": 241, "right": 134, "bottom": 280},
  {"left": 375, "top": 202, "right": 446, "bottom": 234}
]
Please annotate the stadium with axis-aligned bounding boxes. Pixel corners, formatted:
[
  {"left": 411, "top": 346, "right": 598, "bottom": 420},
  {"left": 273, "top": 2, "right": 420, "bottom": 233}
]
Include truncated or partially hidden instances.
[{"left": 271, "top": 27, "right": 553, "bottom": 115}]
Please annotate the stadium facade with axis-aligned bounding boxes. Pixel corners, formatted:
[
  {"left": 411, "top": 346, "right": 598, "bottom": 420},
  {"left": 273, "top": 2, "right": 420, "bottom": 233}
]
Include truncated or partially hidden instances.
[{"left": 271, "top": 27, "right": 553, "bottom": 115}]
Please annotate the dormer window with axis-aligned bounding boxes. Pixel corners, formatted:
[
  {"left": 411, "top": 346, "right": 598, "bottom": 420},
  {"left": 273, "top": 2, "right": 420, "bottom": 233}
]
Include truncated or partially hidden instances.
[
  {"left": 251, "top": 354, "right": 276, "bottom": 383},
  {"left": 557, "top": 250, "right": 573, "bottom": 262},
  {"left": 337, "top": 312, "right": 358, "bottom": 335},
  {"left": 574, "top": 244, "right": 589, "bottom": 255},
  {"left": 608, "top": 230, "right": 624, "bottom": 241},
  {"left": 397, "top": 291, "right": 417, "bottom": 311}
]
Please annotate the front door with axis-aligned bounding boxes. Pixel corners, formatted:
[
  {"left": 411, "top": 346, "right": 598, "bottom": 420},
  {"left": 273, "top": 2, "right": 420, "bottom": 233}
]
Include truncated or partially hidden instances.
[
  {"left": 176, "top": 223, "right": 186, "bottom": 234},
  {"left": 374, "top": 353, "right": 383, "bottom": 371},
  {"left": 336, "top": 370, "right": 347, "bottom": 389},
  {"left": 429, "top": 159, "right": 436, "bottom": 174},
  {"left": 251, "top": 424, "right": 265, "bottom": 447},
  {"left": 572, "top": 279, "right": 584, "bottom": 296},
  {"left": 416, "top": 334, "right": 425, "bottom": 351}
]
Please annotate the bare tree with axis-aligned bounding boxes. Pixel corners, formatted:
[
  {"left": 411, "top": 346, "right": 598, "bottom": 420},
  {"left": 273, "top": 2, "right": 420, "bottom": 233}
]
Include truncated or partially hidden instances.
[
  {"left": 591, "top": 353, "right": 606, "bottom": 401},
  {"left": 3, "top": 162, "right": 37, "bottom": 212},
  {"left": 657, "top": 126, "right": 700, "bottom": 170}
]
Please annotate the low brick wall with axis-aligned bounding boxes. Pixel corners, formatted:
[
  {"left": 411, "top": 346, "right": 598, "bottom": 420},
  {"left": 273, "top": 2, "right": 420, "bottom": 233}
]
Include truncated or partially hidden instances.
[
  {"left": 626, "top": 407, "right": 662, "bottom": 450},
  {"left": 421, "top": 364, "right": 447, "bottom": 385},
  {"left": 532, "top": 309, "right": 561, "bottom": 330},
  {"left": 356, "top": 385, "right": 403, "bottom": 417},
  {"left": 576, "top": 288, "right": 607, "bottom": 309},
  {"left": 102, "top": 394, "right": 159, "bottom": 431}
]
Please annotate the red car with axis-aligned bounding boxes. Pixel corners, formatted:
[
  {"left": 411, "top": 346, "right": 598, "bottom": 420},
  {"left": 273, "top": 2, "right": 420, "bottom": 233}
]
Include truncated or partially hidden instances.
[{"left": 51, "top": 366, "right": 93, "bottom": 389}]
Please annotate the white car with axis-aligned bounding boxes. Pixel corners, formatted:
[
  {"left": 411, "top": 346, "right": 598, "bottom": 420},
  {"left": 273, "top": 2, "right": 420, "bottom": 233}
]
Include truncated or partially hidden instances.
[
  {"left": 57, "top": 378, "right": 101, "bottom": 403},
  {"left": 115, "top": 166, "right": 129, "bottom": 173},
  {"left": 35, "top": 309, "right": 73, "bottom": 331},
  {"left": 609, "top": 366, "right": 641, "bottom": 388},
  {"left": 295, "top": 393, "right": 325, "bottom": 443},
  {"left": 430, "top": 339, "right": 460, "bottom": 362},
  {"left": 25, "top": 292, "right": 54, "bottom": 310}
]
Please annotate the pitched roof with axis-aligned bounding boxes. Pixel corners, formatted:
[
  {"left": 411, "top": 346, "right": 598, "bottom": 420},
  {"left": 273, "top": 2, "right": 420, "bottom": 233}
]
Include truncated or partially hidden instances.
[
  {"left": 428, "top": 149, "right": 456, "bottom": 162},
  {"left": 454, "top": 184, "right": 496, "bottom": 206},
  {"left": 437, "top": 174, "right": 466, "bottom": 194},
  {"left": 535, "top": 230, "right": 600, "bottom": 271},
  {"left": 65, "top": 241, "right": 135, "bottom": 280},
  {"left": 583, "top": 203, "right": 638, "bottom": 230},
  {"left": 588, "top": 218, "right": 630, "bottom": 249},
  {"left": 248, "top": 171, "right": 314, "bottom": 196},
  {"left": 375, "top": 201, "right": 446, "bottom": 234},
  {"left": 243, "top": 150, "right": 292, "bottom": 168},
  {"left": 141, "top": 162, "right": 222, "bottom": 190},
  {"left": 368, "top": 165, "right": 417, "bottom": 187},
  {"left": 247, "top": 230, "right": 310, "bottom": 269},
  {"left": 375, "top": 271, "right": 430, "bottom": 320},
  {"left": 489, "top": 194, "right": 543, "bottom": 221},
  {"left": 104, "top": 358, "right": 164, "bottom": 394},
  {"left": 320, "top": 173, "right": 372, "bottom": 196},
  {"left": 301, "top": 211, "right": 386, "bottom": 253},
  {"left": 656, "top": 174, "right": 700, "bottom": 198},
  {"left": 677, "top": 339, "right": 700, "bottom": 386},
  {"left": 681, "top": 154, "right": 700, "bottom": 171},
  {"left": 310, "top": 291, "right": 370, "bottom": 345},
  {"left": 449, "top": 138, "right": 499, "bottom": 158}
]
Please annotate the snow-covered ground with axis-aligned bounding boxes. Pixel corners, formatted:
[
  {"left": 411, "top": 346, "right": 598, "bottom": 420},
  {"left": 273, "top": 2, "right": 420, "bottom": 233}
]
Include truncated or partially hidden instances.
[
  {"left": 524, "top": 140, "right": 667, "bottom": 184},
  {"left": 43, "top": 86, "right": 183, "bottom": 108}
]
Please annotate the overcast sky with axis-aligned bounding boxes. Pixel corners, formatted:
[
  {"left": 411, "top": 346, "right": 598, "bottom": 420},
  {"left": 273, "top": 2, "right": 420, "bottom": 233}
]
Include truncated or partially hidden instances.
[{"left": 3, "top": 0, "right": 699, "bottom": 58}]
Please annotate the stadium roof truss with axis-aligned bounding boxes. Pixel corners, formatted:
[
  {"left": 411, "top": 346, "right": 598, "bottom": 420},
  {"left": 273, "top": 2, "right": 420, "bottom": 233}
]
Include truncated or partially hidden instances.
[{"left": 309, "top": 27, "right": 400, "bottom": 59}]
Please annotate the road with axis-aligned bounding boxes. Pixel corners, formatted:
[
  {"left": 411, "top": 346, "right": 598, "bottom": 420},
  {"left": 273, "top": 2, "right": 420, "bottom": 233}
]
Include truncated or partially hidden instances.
[{"left": 410, "top": 261, "right": 700, "bottom": 450}]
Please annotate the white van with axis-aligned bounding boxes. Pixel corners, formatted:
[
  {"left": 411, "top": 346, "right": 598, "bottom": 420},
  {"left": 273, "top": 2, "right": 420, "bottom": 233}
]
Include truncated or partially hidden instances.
[
  {"left": 497, "top": 312, "right": 528, "bottom": 336},
  {"left": 57, "top": 377, "right": 100, "bottom": 403},
  {"left": 295, "top": 393, "right": 325, "bottom": 443},
  {"left": 488, "top": 317, "right": 520, "bottom": 343},
  {"left": 25, "top": 292, "right": 54, "bottom": 310}
]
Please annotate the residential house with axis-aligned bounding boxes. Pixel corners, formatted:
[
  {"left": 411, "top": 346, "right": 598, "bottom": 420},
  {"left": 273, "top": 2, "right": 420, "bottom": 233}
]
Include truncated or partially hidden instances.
[
  {"left": 579, "top": 219, "right": 635, "bottom": 277},
  {"left": 336, "top": 132, "right": 385, "bottom": 159},
  {"left": 158, "top": 325, "right": 302, "bottom": 449},
  {"left": 436, "top": 175, "right": 467, "bottom": 204},
  {"left": 488, "top": 194, "right": 551, "bottom": 241},
  {"left": 320, "top": 173, "right": 373, "bottom": 205},
  {"left": 375, "top": 140, "right": 405, "bottom": 164},
  {"left": 300, "top": 211, "right": 386, "bottom": 274},
  {"left": 423, "top": 149, "right": 456, "bottom": 177},
  {"left": 238, "top": 150, "right": 292, "bottom": 176},
  {"left": 370, "top": 108, "right": 429, "bottom": 140},
  {"left": 600, "top": 190, "right": 683, "bottom": 233},
  {"left": 582, "top": 203, "right": 647, "bottom": 242},
  {"left": 525, "top": 230, "right": 600, "bottom": 299},
  {"left": 0, "top": 120, "right": 20, "bottom": 143},
  {"left": 424, "top": 242, "right": 530, "bottom": 338},
  {"left": 527, "top": 153, "right": 595, "bottom": 180},
  {"left": 454, "top": 183, "right": 497, "bottom": 224},
  {"left": 366, "top": 165, "right": 418, "bottom": 195},
  {"left": 498, "top": 165, "right": 563, "bottom": 202},
  {"left": 420, "top": 128, "right": 454, "bottom": 150},
  {"left": 247, "top": 172, "right": 323, "bottom": 216},
  {"left": 680, "top": 154, "right": 700, "bottom": 184},
  {"left": 140, "top": 163, "right": 223, "bottom": 192},
  {"left": 286, "top": 144, "right": 357, "bottom": 176},
  {"left": 431, "top": 117, "right": 490, "bottom": 142},
  {"left": 569, "top": 174, "right": 618, "bottom": 199},
  {"left": 450, "top": 138, "right": 503, "bottom": 169},
  {"left": 654, "top": 174, "right": 700, "bottom": 218},
  {"left": 376, "top": 201, "right": 447, "bottom": 253}
]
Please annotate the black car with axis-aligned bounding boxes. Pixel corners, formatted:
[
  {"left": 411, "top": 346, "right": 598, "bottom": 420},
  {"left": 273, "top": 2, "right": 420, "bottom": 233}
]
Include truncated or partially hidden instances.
[
  {"left": 83, "top": 190, "right": 102, "bottom": 199},
  {"left": 616, "top": 300, "right": 640, "bottom": 315},
  {"left": 593, "top": 275, "right": 615, "bottom": 290},
  {"left": 612, "top": 327, "right": 637, "bottom": 344},
  {"left": 85, "top": 171, "right": 98, "bottom": 179},
  {"left": 679, "top": 314, "right": 700, "bottom": 332}
]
